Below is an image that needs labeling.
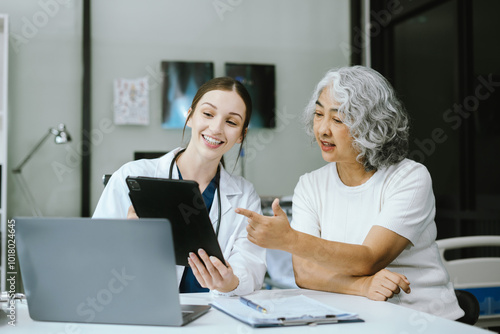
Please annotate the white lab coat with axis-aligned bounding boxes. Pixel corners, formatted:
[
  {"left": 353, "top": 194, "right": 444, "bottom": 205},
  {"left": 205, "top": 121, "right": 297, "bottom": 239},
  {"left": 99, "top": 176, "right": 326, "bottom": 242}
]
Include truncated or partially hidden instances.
[{"left": 93, "top": 147, "right": 267, "bottom": 296}]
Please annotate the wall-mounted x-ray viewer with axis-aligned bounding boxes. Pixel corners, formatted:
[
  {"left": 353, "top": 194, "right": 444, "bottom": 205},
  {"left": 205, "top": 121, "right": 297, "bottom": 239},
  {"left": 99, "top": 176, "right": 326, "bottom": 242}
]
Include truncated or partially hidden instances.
[
  {"left": 161, "top": 61, "right": 214, "bottom": 129},
  {"left": 225, "top": 62, "right": 276, "bottom": 129}
]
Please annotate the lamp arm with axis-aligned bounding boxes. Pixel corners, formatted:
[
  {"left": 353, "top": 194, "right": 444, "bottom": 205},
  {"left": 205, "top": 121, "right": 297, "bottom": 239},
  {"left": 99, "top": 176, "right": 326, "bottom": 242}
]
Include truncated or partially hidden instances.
[{"left": 12, "top": 130, "right": 53, "bottom": 174}]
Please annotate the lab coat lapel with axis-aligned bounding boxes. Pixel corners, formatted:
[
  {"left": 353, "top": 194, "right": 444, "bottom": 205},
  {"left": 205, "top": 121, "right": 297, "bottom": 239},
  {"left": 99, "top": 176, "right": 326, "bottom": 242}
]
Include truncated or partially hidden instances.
[{"left": 155, "top": 148, "right": 182, "bottom": 179}]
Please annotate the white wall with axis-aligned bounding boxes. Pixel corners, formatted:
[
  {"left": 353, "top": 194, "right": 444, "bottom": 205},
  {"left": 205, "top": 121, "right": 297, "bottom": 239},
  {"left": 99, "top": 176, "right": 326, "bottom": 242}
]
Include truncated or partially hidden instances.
[
  {"left": 91, "top": 0, "right": 350, "bottom": 212},
  {"left": 4, "top": 0, "right": 351, "bottom": 217},
  {"left": 5, "top": 0, "right": 82, "bottom": 217}
]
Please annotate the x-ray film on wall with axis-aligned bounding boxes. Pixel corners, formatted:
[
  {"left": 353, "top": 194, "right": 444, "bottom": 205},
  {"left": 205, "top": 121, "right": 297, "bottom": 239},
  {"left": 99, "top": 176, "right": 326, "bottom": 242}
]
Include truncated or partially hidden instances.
[
  {"left": 225, "top": 63, "right": 276, "bottom": 128},
  {"left": 161, "top": 61, "right": 214, "bottom": 129}
]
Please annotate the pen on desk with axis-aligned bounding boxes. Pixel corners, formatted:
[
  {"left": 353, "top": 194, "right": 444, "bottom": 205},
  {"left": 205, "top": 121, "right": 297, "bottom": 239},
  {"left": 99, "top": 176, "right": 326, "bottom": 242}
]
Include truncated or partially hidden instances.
[{"left": 240, "top": 297, "right": 267, "bottom": 314}]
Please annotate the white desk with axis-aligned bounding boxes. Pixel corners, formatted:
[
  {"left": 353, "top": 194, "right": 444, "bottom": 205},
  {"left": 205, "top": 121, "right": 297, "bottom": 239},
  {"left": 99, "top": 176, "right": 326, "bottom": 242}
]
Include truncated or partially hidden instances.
[{"left": 0, "top": 289, "right": 494, "bottom": 334}]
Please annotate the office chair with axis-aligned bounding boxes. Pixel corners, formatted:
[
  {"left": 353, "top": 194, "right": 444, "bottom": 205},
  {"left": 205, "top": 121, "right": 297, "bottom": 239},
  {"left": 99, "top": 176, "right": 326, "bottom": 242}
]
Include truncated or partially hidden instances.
[
  {"left": 437, "top": 236, "right": 500, "bottom": 328},
  {"left": 101, "top": 151, "right": 168, "bottom": 187},
  {"left": 102, "top": 174, "right": 112, "bottom": 187},
  {"left": 455, "top": 289, "right": 480, "bottom": 325}
]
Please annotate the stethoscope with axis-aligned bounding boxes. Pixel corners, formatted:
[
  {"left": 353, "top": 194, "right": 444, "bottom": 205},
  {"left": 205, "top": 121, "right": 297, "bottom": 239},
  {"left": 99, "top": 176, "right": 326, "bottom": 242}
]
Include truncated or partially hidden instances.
[{"left": 168, "top": 148, "right": 222, "bottom": 237}]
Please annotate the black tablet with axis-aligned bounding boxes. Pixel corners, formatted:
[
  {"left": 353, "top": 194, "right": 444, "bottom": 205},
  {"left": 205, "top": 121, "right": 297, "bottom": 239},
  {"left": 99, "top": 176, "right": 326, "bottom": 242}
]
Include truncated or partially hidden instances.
[{"left": 126, "top": 176, "right": 224, "bottom": 266}]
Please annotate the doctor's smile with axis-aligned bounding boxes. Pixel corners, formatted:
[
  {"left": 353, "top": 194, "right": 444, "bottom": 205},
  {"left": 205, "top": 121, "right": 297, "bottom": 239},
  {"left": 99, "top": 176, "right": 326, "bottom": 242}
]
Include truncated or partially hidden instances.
[
  {"left": 186, "top": 89, "right": 246, "bottom": 162},
  {"left": 202, "top": 134, "right": 224, "bottom": 148}
]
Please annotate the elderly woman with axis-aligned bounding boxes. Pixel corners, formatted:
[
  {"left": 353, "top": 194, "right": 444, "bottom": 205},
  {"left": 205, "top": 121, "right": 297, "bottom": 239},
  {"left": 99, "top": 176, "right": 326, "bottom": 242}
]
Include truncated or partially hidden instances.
[{"left": 236, "top": 66, "right": 464, "bottom": 320}]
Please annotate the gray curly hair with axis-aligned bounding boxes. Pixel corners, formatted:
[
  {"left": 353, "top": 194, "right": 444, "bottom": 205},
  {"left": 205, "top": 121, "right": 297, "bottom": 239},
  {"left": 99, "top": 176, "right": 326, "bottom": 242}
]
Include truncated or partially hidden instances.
[{"left": 303, "top": 66, "right": 409, "bottom": 171}]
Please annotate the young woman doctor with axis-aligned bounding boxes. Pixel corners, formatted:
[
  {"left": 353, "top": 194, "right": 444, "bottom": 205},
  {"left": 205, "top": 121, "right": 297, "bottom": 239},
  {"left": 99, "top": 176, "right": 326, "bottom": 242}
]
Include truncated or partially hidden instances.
[{"left": 93, "top": 77, "right": 266, "bottom": 296}]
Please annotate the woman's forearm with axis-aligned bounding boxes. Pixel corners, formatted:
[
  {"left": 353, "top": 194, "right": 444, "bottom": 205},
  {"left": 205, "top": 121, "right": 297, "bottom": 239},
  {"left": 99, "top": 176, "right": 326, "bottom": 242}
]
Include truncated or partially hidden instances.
[
  {"left": 293, "top": 255, "right": 411, "bottom": 301},
  {"left": 286, "top": 231, "right": 378, "bottom": 276},
  {"left": 284, "top": 226, "right": 410, "bottom": 276},
  {"left": 292, "top": 255, "right": 367, "bottom": 296}
]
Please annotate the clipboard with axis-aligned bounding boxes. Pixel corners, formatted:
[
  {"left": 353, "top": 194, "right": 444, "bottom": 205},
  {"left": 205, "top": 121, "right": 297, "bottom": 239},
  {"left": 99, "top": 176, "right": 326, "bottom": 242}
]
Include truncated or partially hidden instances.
[
  {"left": 126, "top": 176, "right": 224, "bottom": 266},
  {"left": 209, "top": 295, "right": 363, "bottom": 327}
]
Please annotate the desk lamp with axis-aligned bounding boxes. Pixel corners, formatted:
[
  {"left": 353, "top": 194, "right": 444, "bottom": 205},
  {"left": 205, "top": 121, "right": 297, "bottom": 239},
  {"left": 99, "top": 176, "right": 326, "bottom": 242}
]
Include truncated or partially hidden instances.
[{"left": 12, "top": 123, "right": 72, "bottom": 216}]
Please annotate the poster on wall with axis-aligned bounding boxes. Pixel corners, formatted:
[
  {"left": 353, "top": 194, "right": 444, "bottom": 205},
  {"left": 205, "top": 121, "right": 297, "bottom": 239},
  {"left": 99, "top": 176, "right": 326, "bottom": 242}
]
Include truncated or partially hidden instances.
[
  {"left": 113, "top": 76, "right": 149, "bottom": 125},
  {"left": 225, "top": 63, "right": 276, "bottom": 128},
  {"left": 161, "top": 61, "right": 214, "bottom": 129}
]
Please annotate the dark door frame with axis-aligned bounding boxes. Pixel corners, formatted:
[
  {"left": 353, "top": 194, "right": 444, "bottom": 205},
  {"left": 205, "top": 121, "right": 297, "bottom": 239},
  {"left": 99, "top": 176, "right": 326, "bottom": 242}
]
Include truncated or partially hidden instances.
[{"left": 82, "top": 0, "right": 91, "bottom": 217}]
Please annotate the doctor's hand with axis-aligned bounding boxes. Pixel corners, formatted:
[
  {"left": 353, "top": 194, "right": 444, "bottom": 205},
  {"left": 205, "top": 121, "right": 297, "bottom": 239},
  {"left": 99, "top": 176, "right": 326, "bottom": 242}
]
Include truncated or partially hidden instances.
[
  {"left": 235, "top": 198, "right": 296, "bottom": 250},
  {"left": 188, "top": 249, "right": 239, "bottom": 293},
  {"left": 127, "top": 205, "right": 138, "bottom": 219},
  {"left": 360, "top": 268, "right": 411, "bottom": 301}
]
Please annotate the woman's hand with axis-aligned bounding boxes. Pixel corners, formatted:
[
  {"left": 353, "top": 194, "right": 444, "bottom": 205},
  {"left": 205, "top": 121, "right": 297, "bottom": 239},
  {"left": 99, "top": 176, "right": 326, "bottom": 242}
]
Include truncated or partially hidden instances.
[
  {"left": 236, "top": 198, "right": 295, "bottom": 250},
  {"left": 361, "top": 268, "right": 411, "bottom": 301},
  {"left": 188, "top": 249, "right": 239, "bottom": 293},
  {"left": 127, "top": 205, "right": 138, "bottom": 219}
]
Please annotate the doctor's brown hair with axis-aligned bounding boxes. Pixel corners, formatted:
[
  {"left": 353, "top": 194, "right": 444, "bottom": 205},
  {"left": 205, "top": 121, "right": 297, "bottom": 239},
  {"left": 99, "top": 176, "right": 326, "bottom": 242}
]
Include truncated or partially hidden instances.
[{"left": 182, "top": 77, "right": 253, "bottom": 160}]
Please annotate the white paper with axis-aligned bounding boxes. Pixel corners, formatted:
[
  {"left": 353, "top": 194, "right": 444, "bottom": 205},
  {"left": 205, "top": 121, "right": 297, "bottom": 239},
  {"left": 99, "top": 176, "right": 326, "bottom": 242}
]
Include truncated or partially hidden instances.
[{"left": 211, "top": 294, "right": 359, "bottom": 326}]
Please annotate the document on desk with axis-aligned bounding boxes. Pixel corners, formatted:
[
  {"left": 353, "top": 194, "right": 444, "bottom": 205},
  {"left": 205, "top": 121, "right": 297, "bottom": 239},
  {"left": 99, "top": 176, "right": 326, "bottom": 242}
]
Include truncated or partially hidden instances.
[{"left": 210, "top": 294, "right": 363, "bottom": 327}]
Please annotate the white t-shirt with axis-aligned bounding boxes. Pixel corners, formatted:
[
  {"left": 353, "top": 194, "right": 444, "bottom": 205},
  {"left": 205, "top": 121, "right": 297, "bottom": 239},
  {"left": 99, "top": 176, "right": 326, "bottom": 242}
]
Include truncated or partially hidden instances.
[{"left": 291, "top": 158, "right": 464, "bottom": 320}]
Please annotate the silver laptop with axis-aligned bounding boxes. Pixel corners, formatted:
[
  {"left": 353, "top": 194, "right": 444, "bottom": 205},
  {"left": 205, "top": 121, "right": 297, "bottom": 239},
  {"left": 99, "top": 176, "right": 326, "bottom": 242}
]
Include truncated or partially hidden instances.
[{"left": 14, "top": 217, "right": 210, "bottom": 326}]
